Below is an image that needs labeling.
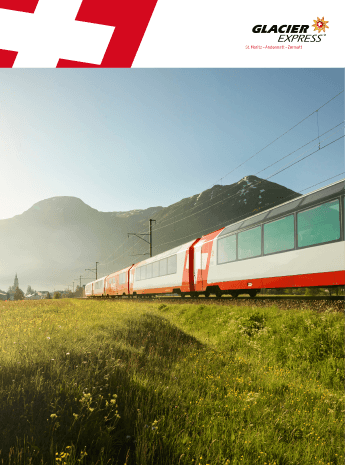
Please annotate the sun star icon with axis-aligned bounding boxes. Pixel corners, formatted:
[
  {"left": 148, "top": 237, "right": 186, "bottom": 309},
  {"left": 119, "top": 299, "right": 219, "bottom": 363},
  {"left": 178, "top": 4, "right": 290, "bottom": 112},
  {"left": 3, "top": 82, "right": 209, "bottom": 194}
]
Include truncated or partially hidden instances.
[{"left": 312, "top": 17, "right": 329, "bottom": 33}]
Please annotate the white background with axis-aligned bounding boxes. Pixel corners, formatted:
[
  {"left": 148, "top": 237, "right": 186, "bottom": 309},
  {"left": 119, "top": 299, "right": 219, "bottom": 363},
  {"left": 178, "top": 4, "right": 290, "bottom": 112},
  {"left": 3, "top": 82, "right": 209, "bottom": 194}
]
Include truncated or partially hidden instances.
[{"left": 133, "top": 0, "right": 344, "bottom": 67}]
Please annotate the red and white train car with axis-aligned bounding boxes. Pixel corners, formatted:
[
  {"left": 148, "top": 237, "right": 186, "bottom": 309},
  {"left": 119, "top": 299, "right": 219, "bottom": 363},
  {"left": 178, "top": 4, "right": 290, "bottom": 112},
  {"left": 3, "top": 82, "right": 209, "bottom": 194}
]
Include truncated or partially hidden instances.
[
  {"left": 85, "top": 179, "right": 344, "bottom": 298},
  {"left": 129, "top": 239, "right": 199, "bottom": 296},
  {"left": 193, "top": 179, "right": 344, "bottom": 297},
  {"left": 105, "top": 265, "right": 133, "bottom": 297},
  {"left": 85, "top": 276, "right": 106, "bottom": 298}
]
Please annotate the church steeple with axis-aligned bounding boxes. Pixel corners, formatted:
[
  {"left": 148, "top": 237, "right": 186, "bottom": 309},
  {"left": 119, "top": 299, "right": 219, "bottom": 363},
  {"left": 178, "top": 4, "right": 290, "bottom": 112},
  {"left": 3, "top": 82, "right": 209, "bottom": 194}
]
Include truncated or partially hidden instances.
[{"left": 14, "top": 273, "right": 19, "bottom": 289}]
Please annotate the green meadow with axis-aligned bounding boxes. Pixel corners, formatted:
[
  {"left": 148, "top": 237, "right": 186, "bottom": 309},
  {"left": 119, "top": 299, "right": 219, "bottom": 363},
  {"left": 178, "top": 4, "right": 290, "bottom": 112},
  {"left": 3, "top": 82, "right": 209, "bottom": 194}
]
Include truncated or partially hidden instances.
[{"left": 0, "top": 299, "right": 344, "bottom": 465}]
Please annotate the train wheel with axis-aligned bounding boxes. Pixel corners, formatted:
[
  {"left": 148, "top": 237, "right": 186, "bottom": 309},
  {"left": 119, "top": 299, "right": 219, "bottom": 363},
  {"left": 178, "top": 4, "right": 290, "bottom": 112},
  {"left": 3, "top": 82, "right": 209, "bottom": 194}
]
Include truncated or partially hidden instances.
[
  {"left": 248, "top": 290, "right": 257, "bottom": 298},
  {"left": 204, "top": 290, "right": 210, "bottom": 298},
  {"left": 215, "top": 290, "right": 223, "bottom": 298},
  {"left": 230, "top": 291, "right": 239, "bottom": 298}
]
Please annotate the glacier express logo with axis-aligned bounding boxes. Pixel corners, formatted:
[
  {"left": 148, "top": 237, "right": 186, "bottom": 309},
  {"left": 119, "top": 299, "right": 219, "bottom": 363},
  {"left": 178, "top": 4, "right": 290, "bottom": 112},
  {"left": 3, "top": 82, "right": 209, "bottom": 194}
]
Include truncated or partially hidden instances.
[
  {"left": 312, "top": 17, "right": 329, "bottom": 33},
  {"left": 252, "top": 18, "right": 329, "bottom": 43}
]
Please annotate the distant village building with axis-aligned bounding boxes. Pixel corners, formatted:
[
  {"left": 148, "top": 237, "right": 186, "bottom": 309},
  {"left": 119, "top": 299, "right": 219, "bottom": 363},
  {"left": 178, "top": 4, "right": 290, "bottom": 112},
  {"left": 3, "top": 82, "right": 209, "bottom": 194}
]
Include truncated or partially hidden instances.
[
  {"left": 25, "top": 291, "right": 49, "bottom": 300},
  {"left": 25, "top": 294, "right": 41, "bottom": 300},
  {"left": 0, "top": 291, "right": 8, "bottom": 301}
]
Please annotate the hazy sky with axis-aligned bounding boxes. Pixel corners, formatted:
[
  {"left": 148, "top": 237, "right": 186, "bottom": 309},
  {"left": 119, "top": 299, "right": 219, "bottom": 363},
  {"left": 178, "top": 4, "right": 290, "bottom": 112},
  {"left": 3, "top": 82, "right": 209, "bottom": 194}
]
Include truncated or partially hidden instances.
[{"left": 0, "top": 68, "right": 344, "bottom": 220}]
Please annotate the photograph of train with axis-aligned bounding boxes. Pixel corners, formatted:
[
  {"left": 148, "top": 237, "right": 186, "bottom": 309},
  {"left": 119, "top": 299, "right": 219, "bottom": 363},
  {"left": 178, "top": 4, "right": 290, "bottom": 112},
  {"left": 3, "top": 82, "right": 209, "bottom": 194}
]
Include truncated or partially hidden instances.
[
  {"left": 86, "top": 178, "right": 344, "bottom": 299},
  {"left": 1, "top": 64, "right": 344, "bottom": 465}
]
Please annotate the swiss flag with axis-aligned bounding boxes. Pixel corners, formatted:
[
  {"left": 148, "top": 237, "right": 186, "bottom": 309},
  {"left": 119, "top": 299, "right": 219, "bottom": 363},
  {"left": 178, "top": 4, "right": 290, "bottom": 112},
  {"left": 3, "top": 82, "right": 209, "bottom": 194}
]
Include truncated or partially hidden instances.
[{"left": 0, "top": 0, "right": 158, "bottom": 67}]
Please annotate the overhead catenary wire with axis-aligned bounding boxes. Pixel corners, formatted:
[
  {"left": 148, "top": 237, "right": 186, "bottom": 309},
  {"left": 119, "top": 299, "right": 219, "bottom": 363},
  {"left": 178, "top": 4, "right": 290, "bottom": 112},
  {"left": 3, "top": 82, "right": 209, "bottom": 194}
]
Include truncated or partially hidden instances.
[
  {"left": 140, "top": 132, "right": 345, "bottom": 236},
  {"left": 152, "top": 120, "right": 345, "bottom": 230},
  {"left": 94, "top": 91, "right": 344, "bottom": 270},
  {"left": 100, "top": 91, "right": 344, "bottom": 267},
  {"left": 97, "top": 128, "right": 344, "bottom": 270},
  {"left": 98, "top": 208, "right": 164, "bottom": 267},
  {"left": 98, "top": 171, "right": 345, "bottom": 274},
  {"left": 209, "top": 89, "right": 344, "bottom": 188},
  {"left": 134, "top": 172, "right": 345, "bottom": 255},
  {"left": 255, "top": 120, "right": 344, "bottom": 175}
]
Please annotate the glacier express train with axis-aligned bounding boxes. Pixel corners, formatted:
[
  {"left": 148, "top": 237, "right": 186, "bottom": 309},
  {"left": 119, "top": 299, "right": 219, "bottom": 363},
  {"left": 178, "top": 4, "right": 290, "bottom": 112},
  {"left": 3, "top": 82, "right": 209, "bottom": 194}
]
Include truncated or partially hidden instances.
[{"left": 85, "top": 179, "right": 345, "bottom": 299}]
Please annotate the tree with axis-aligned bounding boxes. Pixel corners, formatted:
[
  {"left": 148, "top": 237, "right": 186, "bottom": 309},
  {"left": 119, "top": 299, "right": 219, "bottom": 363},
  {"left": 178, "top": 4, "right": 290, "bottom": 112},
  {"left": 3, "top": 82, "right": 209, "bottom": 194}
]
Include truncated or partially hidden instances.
[
  {"left": 46, "top": 292, "right": 51, "bottom": 299},
  {"left": 13, "top": 287, "right": 24, "bottom": 300},
  {"left": 74, "top": 285, "right": 84, "bottom": 298},
  {"left": 53, "top": 292, "right": 61, "bottom": 299},
  {"left": 27, "top": 285, "right": 34, "bottom": 295}
]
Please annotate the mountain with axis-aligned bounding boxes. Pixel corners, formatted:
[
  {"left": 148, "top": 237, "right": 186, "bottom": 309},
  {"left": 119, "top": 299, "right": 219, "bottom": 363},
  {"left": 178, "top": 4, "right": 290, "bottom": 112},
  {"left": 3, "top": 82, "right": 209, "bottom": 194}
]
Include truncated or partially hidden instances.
[{"left": 0, "top": 176, "right": 301, "bottom": 290}]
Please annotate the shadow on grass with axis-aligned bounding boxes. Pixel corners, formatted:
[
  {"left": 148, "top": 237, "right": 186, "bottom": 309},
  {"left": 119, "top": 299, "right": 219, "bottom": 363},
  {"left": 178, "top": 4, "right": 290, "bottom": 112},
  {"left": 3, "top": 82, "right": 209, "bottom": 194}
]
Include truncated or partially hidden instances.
[{"left": 0, "top": 312, "right": 206, "bottom": 465}]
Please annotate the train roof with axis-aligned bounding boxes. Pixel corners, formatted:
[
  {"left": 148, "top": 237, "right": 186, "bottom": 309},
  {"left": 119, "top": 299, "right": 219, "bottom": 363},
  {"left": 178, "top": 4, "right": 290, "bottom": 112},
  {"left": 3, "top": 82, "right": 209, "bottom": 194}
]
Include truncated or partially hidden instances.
[
  {"left": 218, "top": 178, "right": 344, "bottom": 239},
  {"left": 85, "top": 276, "right": 107, "bottom": 287},
  {"left": 133, "top": 238, "right": 197, "bottom": 267},
  {"left": 107, "top": 265, "right": 133, "bottom": 277}
]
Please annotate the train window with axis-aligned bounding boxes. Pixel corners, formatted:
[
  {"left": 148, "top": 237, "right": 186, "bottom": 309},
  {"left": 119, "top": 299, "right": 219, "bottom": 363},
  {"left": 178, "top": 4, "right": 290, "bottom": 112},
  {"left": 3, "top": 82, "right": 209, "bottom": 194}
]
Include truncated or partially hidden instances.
[
  {"left": 141, "top": 266, "right": 147, "bottom": 280},
  {"left": 160, "top": 258, "right": 168, "bottom": 276},
  {"left": 238, "top": 226, "right": 261, "bottom": 260},
  {"left": 153, "top": 261, "right": 159, "bottom": 278},
  {"left": 264, "top": 215, "right": 294, "bottom": 255},
  {"left": 217, "top": 234, "right": 236, "bottom": 264},
  {"left": 298, "top": 199, "right": 340, "bottom": 248},
  {"left": 168, "top": 255, "right": 177, "bottom": 274},
  {"left": 119, "top": 272, "right": 126, "bottom": 284},
  {"left": 136, "top": 268, "right": 141, "bottom": 281},
  {"left": 146, "top": 263, "right": 153, "bottom": 279}
]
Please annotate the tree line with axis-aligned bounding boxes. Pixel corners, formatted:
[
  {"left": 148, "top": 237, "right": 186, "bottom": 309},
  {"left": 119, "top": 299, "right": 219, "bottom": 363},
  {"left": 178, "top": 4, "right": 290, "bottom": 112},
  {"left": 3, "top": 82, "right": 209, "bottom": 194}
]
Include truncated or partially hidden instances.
[{"left": 2, "top": 285, "right": 85, "bottom": 300}]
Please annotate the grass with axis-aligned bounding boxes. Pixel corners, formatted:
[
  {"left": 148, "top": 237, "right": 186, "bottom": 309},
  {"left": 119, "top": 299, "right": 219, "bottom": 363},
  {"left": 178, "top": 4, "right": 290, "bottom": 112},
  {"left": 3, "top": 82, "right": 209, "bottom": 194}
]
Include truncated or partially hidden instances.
[{"left": 0, "top": 298, "right": 344, "bottom": 465}]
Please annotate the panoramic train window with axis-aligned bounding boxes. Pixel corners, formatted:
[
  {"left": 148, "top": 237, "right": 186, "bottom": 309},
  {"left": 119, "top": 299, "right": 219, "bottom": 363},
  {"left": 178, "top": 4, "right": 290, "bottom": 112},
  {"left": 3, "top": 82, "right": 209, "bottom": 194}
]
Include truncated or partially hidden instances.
[
  {"left": 160, "top": 258, "right": 168, "bottom": 276},
  {"left": 238, "top": 226, "right": 261, "bottom": 260},
  {"left": 217, "top": 234, "right": 236, "bottom": 264},
  {"left": 146, "top": 263, "right": 153, "bottom": 279},
  {"left": 297, "top": 199, "right": 340, "bottom": 248},
  {"left": 264, "top": 215, "right": 294, "bottom": 255},
  {"left": 141, "top": 266, "right": 147, "bottom": 280},
  {"left": 153, "top": 261, "right": 159, "bottom": 278},
  {"left": 168, "top": 255, "right": 177, "bottom": 274},
  {"left": 136, "top": 268, "right": 141, "bottom": 281}
]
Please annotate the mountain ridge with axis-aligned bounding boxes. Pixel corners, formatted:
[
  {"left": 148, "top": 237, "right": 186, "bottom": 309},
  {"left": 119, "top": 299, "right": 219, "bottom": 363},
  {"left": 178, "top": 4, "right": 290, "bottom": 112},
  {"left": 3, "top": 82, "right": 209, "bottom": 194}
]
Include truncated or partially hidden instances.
[{"left": 0, "top": 175, "right": 301, "bottom": 290}]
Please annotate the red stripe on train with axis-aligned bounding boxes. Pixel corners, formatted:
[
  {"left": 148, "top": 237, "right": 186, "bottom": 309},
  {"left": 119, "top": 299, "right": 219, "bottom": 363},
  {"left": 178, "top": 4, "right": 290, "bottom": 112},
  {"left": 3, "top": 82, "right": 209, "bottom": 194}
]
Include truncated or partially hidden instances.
[{"left": 216, "top": 270, "right": 345, "bottom": 291}]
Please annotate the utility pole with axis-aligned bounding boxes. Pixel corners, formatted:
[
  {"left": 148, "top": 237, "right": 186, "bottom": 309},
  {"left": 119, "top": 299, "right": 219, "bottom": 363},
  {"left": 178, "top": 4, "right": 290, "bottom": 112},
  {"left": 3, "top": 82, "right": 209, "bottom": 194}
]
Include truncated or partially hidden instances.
[
  {"left": 75, "top": 276, "right": 92, "bottom": 289},
  {"left": 85, "top": 262, "right": 99, "bottom": 280},
  {"left": 128, "top": 219, "right": 156, "bottom": 257}
]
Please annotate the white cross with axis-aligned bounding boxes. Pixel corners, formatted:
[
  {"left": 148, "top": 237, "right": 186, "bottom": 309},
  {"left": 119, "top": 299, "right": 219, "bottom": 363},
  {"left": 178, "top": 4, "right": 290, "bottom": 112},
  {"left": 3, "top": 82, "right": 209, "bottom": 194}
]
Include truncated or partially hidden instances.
[{"left": 0, "top": 0, "right": 115, "bottom": 67}]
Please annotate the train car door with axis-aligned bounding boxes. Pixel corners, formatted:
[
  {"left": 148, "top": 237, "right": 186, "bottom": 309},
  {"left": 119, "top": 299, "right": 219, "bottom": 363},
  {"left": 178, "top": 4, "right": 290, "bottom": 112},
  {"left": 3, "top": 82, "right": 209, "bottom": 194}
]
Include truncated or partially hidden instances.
[
  {"left": 194, "top": 242, "right": 205, "bottom": 291},
  {"left": 128, "top": 265, "right": 134, "bottom": 295}
]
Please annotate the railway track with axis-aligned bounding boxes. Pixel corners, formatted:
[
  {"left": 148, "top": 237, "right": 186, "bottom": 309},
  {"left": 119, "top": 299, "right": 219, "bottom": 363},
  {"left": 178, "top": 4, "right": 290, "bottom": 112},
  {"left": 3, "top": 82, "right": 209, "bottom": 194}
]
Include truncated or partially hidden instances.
[
  {"left": 79, "top": 294, "right": 344, "bottom": 311},
  {"left": 81, "top": 294, "right": 343, "bottom": 302}
]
